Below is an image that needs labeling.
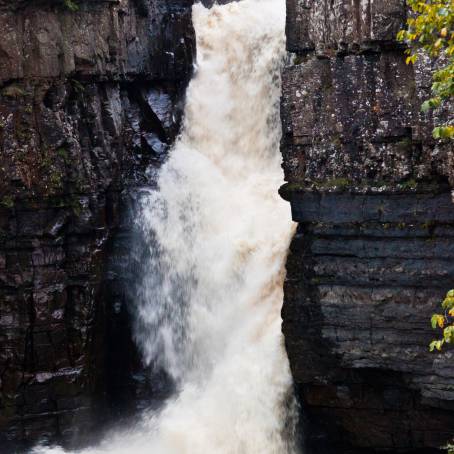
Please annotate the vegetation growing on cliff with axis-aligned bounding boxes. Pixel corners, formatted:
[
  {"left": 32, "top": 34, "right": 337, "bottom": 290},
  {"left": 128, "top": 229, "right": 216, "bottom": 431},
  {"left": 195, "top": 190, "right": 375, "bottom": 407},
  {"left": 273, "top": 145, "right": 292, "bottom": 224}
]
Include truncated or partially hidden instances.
[
  {"left": 399, "top": 2, "right": 454, "bottom": 355},
  {"left": 398, "top": 0, "right": 454, "bottom": 139},
  {"left": 62, "top": 0, "right": 79, "bottom": 11},
  {"left": 430, "top": 289, "right": 454, "bottom": 351}
]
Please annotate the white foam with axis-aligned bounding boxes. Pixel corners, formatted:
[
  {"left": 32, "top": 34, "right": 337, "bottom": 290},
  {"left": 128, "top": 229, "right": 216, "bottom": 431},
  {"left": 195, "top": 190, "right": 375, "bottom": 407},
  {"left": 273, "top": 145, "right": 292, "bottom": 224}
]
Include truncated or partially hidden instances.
[{"left": 35, "top": 0, "right": 298, "bottom": 452}]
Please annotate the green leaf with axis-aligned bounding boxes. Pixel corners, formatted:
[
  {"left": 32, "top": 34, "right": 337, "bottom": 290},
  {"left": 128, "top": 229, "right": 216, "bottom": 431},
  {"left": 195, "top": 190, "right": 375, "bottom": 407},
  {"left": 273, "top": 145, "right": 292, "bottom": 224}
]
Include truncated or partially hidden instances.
[
  {"left": 442, "top": 296, "right": 454, "bottom": 309},
  {"left": 431, "top": 314, "right": 440, "bottom": 329},
  {"left": 429, "top": 339, "right": 445, "bottom": 352},
  {"left": 397, "top": 30, "right": 406, "bottom": 41},
  {"left": 443, "top": 326, "right": 454, "bottom": 343},
  {"left": 433, "top": 127, "right": 442, "bottom": 139},
  {"left": 421, "top": 100, "right": 432, "bottom": 112}
]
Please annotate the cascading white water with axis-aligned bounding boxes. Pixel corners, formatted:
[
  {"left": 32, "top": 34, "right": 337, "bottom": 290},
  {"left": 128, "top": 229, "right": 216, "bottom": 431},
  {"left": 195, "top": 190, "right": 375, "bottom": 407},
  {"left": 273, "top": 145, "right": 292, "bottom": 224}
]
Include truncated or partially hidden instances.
[{"left": 36, "top": 0, "right": 298, "bottom": 452}]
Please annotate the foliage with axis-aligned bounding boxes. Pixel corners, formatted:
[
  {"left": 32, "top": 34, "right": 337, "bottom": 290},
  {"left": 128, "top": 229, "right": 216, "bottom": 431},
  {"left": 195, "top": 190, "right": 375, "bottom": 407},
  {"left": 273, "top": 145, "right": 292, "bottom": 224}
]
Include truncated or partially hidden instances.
[
  {"left": 397, "top": 0, "right": 454, "bottom": 139},
  {"left": 429, "top": 289, "right": 454, "bottom": 351},
  {"left": 62, "top": 0, "right": 79, "bottom": 11}
]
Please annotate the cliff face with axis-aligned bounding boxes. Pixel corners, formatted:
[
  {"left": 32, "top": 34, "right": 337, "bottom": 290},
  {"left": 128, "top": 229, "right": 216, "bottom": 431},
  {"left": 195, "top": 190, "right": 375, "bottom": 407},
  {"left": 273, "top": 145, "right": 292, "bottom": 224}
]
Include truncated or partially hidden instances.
[
  {"left": 0, "top": 0, "right": 194, "bottom": 449},
  {"left": 280, "top": 1, "right": 454, "bottom": 452}
]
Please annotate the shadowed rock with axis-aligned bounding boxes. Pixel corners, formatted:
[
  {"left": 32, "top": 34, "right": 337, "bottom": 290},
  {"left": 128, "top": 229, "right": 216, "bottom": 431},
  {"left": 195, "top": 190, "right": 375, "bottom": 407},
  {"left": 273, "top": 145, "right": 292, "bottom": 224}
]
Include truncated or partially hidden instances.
[
  {"left": 280, "top": 0, "right": 454, "bottom": 452},
  {"left": 0, "top": 0, "right": 195, "bottom": 450}
]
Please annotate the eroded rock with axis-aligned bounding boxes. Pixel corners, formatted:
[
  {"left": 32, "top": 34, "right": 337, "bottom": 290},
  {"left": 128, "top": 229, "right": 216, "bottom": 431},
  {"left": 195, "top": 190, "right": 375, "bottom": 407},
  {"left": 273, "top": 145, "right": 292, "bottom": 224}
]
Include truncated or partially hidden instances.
[
  {"left": 0, "top": 0, "right": 195, "bottom": 450},
  {"left": 281, "top": 0, "right": 454, "bottom": 452}
]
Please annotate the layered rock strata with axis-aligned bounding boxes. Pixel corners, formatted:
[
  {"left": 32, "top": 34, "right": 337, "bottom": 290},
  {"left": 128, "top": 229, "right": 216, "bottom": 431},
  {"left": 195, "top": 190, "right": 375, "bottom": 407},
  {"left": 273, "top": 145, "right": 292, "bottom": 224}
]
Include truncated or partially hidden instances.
[
  {"left": 0, "top": 0, "right": 194, "bottom": 449},
  {"left": 280, "top": 0, "right": 454, "bottom": 452}
]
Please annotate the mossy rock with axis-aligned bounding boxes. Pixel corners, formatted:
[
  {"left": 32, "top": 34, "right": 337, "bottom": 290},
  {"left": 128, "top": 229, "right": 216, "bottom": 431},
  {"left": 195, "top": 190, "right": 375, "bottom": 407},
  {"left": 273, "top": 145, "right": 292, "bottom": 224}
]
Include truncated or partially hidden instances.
[
  {"left": 2, "top": 84, "right": 26, "bottom": 99},
  {"left": 279, "top": 182, "right": 306, "bottom": 201}
]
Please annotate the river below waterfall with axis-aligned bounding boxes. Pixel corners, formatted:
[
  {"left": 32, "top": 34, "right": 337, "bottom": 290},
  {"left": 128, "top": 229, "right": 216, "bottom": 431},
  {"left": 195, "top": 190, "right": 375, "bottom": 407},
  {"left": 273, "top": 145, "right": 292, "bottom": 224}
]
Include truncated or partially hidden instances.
[{"left": 35, "top": 0, "right": 298, "bottom": 452}]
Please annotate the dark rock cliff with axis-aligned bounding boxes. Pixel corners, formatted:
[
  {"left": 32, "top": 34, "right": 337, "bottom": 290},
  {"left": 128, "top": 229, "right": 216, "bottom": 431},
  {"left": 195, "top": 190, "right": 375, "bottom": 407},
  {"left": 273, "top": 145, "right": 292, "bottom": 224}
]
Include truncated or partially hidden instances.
[
  {"left": 0, "top": 0, "right": 195, "bottom": 450},
  {"left": 280, "top": 0, "right": 454, "bottom": 453}
]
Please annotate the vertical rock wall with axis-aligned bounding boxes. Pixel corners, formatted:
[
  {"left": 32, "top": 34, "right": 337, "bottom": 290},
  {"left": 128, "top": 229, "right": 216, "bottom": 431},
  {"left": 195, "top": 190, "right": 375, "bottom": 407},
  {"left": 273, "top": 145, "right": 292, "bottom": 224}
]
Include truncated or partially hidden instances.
[
  {"left": 280, "top": 1, "right": 454, "bottom": 452},
  {"left": 0, "top": 0, "right": 195, "bottom": 449}
]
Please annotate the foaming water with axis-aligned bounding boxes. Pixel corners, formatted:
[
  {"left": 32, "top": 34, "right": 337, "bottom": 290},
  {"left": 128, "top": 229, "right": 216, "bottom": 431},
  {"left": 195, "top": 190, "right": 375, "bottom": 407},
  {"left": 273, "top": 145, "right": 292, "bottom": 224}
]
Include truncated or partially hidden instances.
[{"left": 35, "top": 0, "right": 298, "bottom": 452}]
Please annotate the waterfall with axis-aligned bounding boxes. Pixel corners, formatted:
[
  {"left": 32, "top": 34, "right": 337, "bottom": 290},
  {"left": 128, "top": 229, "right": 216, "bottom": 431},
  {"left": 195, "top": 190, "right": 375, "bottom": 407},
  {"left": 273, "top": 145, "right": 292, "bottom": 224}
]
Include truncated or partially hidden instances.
[{"left": 36, "top": 0, "right": 298, "bottom": 452}]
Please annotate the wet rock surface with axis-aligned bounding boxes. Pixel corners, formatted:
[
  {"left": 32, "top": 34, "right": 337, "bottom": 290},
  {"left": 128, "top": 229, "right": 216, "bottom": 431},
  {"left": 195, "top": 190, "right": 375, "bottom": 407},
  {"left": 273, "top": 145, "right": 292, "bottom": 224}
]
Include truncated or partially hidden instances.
[
  {"left": 0, "top": 0, "right": 195, "bottom": 450},
  {"left": 280, "top": 0, "right": 454, "bottom": 452}
]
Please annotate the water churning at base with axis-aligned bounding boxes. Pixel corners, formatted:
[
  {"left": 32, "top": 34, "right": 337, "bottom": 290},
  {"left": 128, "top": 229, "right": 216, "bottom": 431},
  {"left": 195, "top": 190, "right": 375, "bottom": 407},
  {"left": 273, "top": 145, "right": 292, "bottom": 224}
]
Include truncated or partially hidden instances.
[{"left": 37, "top": 0, "right": 298, "bottom": 452}]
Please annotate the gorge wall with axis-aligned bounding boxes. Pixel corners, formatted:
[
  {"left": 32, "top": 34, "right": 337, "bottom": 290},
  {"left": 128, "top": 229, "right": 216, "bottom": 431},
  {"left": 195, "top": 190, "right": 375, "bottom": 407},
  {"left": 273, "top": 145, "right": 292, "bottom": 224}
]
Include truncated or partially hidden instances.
[
  {"left": 280, "top": 0, "right": 454, "bottom": 453},
  {"left": 0, "top": 0, "right": 195, "bottom": 450},
  {"left": 2, "top": 0, "right": 454, "bottom": 453}
]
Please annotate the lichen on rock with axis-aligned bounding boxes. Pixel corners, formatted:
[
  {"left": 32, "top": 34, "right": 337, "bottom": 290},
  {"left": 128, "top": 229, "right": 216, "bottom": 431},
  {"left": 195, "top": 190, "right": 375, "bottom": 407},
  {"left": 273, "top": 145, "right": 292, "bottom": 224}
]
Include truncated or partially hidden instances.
[
  {"left": 280, "top": 0, "right": 454, "bottom": 452},
  {"left": 0, "top": 0, "right": 195, "bottom": 450}
]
